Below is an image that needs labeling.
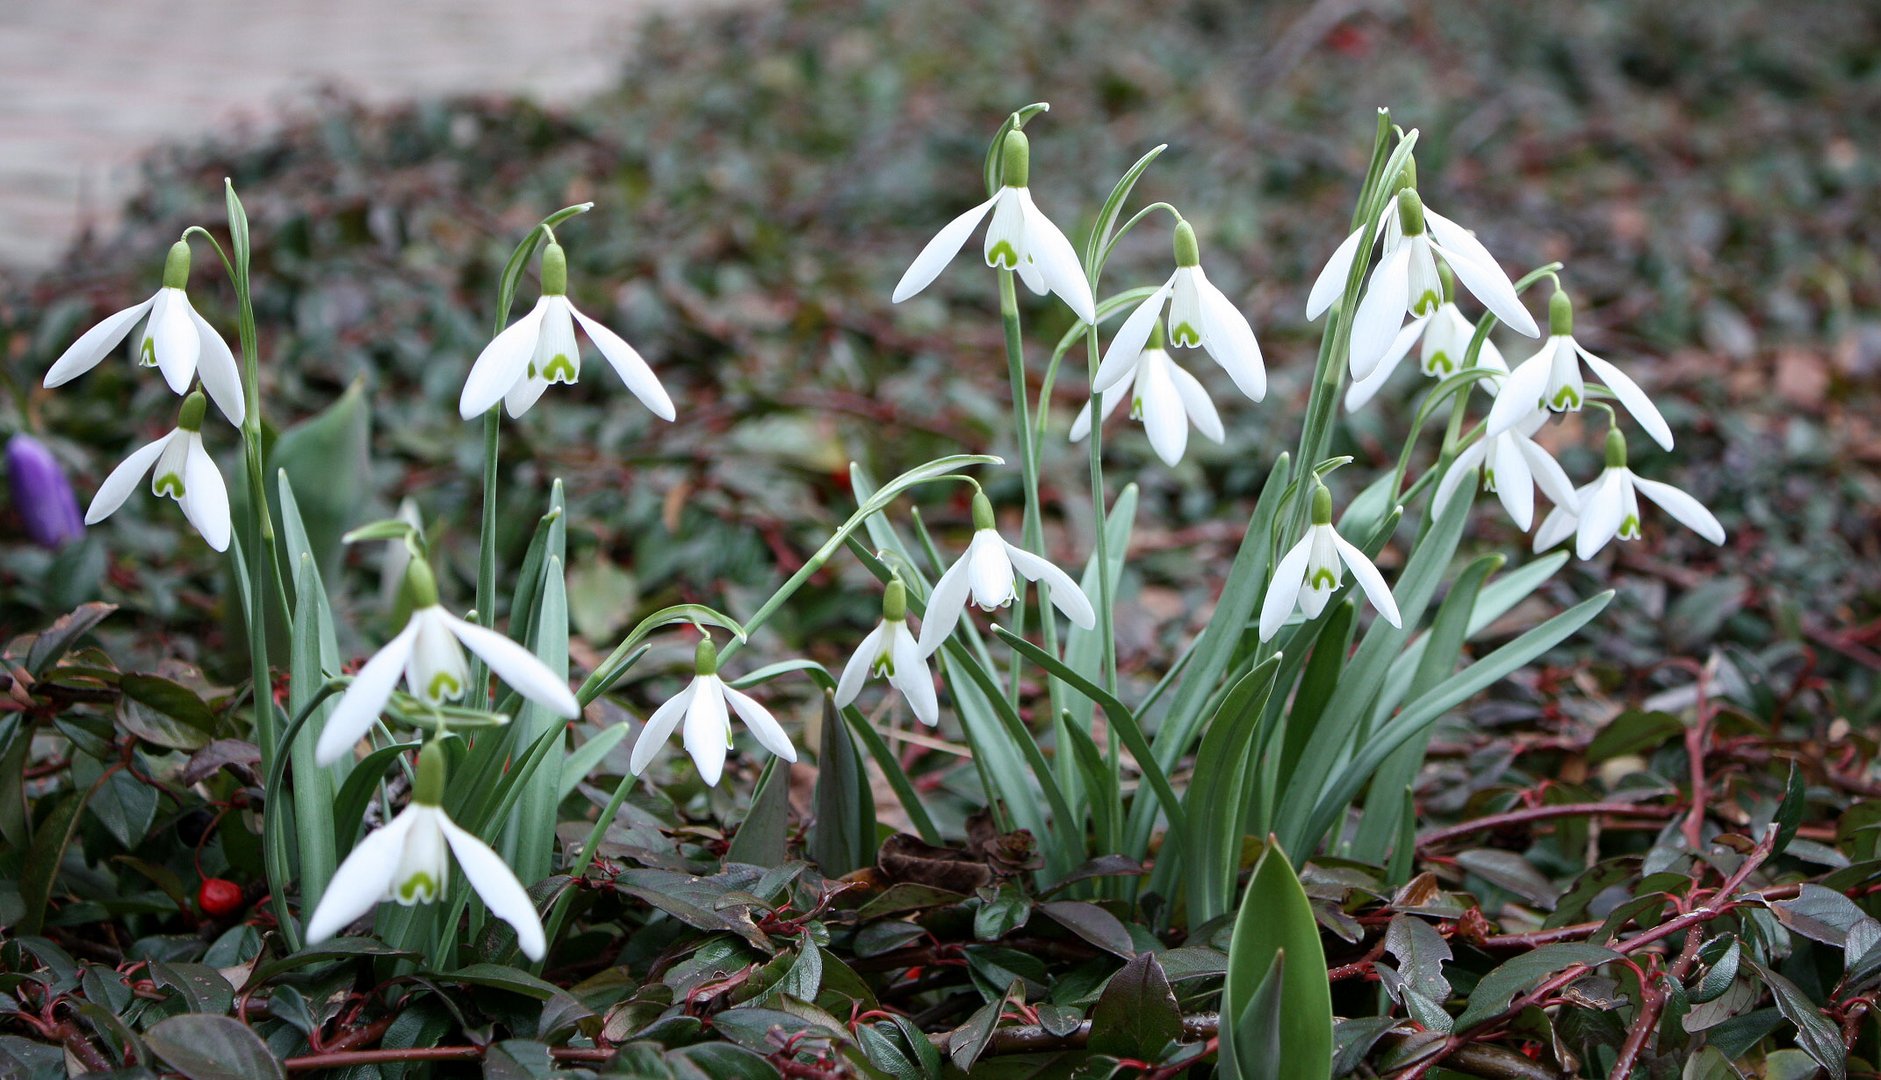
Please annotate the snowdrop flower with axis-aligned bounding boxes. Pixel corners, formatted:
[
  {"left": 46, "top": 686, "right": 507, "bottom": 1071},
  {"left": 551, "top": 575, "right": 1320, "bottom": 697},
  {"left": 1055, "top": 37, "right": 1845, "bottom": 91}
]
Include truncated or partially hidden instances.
[
  {"left": 44, "top": 241, "right": 244, "bottom": 426},
  {"left": 629, "top": 637, "right": 797, "bottom": 786},
  {"left": 1345, "top": 263, "right": 1508, "bottom": 411},
  {"left": 1434, "top": 410, "right": 1577, "bottom": 531},
  {"left": 1533, "top": 429, "right": 1724, "bottom": 560},
  {"left": 1347, "top": 189, "right": 1539, "bottom": 381},
  {"left": 84, "top": 391, "right": 230, "bottom": 552},
  {"left": 314, "top": 559, "right": 580, "bottom": 766},
  {"left": 458, "top": 241, "right": 675, "bottom": 421},
  {"left": 1091, "top": 221, "right": 1264, "bottom": 404},
  {"left": 1259, "top": 484, "right": 1402, "bottom": 641},
  {"left": 1071, "top": 321, "right": 1224, "bottom": 466},
  {"left": 307, "top": 741, "right": 546, "bottom": 960},
  {"left": 918, "top": 492, "right": 1096, "bottom": 655},
  {"left": 834, "top": 578, "right": 938, "bottom": 726},
  {"left": 1487, "top": 290, "right": 1673, "bottom": 451},
  {"left": 891, "top": 129, "right": 1095, "bottom": 324}
]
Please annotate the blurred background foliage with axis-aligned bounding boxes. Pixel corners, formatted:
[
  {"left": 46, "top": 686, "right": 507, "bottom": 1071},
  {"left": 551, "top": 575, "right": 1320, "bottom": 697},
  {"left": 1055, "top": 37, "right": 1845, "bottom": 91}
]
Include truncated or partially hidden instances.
[{"left": 1, "top": 0, "right": 1877, "bottom": 795}]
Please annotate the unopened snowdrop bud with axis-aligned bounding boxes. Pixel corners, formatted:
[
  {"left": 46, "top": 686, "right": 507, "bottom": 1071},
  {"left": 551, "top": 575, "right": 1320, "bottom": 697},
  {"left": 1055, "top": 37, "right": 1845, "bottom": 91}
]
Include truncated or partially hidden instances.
[
  {"left": 44, "top": 238, "right": 244, "bottom": 424},
  {"left": 835, "top": 576, "right": 939, "bottom": 726},
  {"left": 84, "top": 390, "right": 232, "bottom": 551},
  {"left": 1258, "top": 483, "right": 1402, "bottom": 641},
  {"left": 1487, "top": 287, "right": 1673, "bottom": 452},
  {"left": 1092, "top": 219, "right": 1264, "bottom": 403},
  {"left": 1533, "top": 425, "right": 1725, "bottom": 560},
  {"left": 890, "top": 120, "right": 1094, "bottom": 322},
  {"left": 6, "top": 433, "right": 85, "bottom": 549},
  {"left": 306, "top": 738, "right": 547, "bottom": 960},
  {"left": 629, "top": 634, "right": 797, "bottom": 786},
  {"left": 403, "top": 555, "right": 440, "bottom": 610},
  {"left": 918, "top": 491, "right": 1096, "bottom": 655},
  {"left": 459, "top": 235, "right": 674, "bottom": 421}
]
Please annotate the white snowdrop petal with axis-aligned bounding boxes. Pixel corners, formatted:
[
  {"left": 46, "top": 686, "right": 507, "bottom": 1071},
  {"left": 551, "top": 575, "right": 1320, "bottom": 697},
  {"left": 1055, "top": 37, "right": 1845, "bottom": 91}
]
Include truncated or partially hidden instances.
[
  {"left": 1306, "top": 226, "right": 1365, "bottom": 320},
  {"left": 1196, "top": 272, "right": 1265, "bottom": 401},
  {"left": 683, "top": 680, "right": 731, "bottom": 787},
  {"left": 1632, "top": 475, "right": 1726, "bottom": 545},
  {"left": 305, "top": 808, "right": 418, "bottom": 944},
  {"left": 1258, "top": 533, "right": 1315, "bottom": 642},
  {"left": 186, "top": 305, "right": 246, "bottom": 426},
  {"left": 1485, "top": 347, "right": 1556, "bottom": 438},
  {"left": 723, "top": 684, "right": 797, "bottom": 763},
  {"left": 966, "top": 531, "right": 1015, "bottom": 610},
  {"left": 917, "top": 553, "right": 973, "bottom": 657},
  {"left": 571, "top": 305, "right": 676, "bottom": 421},
  {"left": 1519, "top": 437, "right": 1580, "bottom": 513},
  {"left": 1575, "top": 473, "right": 1627, "bottom": 560},
  {"left": 834, "top": 623, "right": 886, "bottom": 708},
  {"left": 439, "top": 612, "right": 579, "bottom": 718},
  {"left": 1433, "top": 440, "right": 1489, "bottom": 522},
  {"left": 148, "top": 290, "right": 202, "bottom": 394},
  {"left": 315, "top": 621, "right": 421, "bottom": 766},
  {"left": 894, "top": 195, "right": 998, "bottom": 303},
  {"left": 1167, "top": 359, "right": 1225, "bottom": 444},
  {"left": 438, "top": 813, "right": 547, "bottom": 961},
  {"left": 1349, "top": 246, "right": 1414, "bottom": 379},
  {"left": 1533, "top": 504, "right": 1578, "bottom": 554},
  {"left": 630, "top": 680, "right": 696, "bottom": 776},
  {"left": 1004, "top": 541, "right": 1096, "bottom": 630},
  {"left": 1491, "top": 435, "right": 1536, "bottom": 531},
  {"left": 1331, "top": 533, "right": 1401, "bottom": 627},
  {"left": 889, "top": 623, "right": 939, "bottom": 726},
  {"left": 1092, "top": 281, "right": 1172, "bottom": 393},
  {"left": 1136, "top": 352, "right": 1189, "bottom": 467},
  {"left": 1577, "top": 346, "right": 1674, "bottom": 452},
  {"left": 1019, "top": 191, "right": 1096, "bottom": 324},
  {"left": 1069, "top": 364, "right": 1135, "bottom": 443},
  {"left": 179, "top": 434, "right": 231, "bottom": 551},
  {"left": 84, "top": 432, "right": 174, "bottom": 525},
  {"left": 459, "top": 300, "right": 549, "bottom": 419},
  {"left": 45, "top": 296, "right": 156, "bottom": 387}
]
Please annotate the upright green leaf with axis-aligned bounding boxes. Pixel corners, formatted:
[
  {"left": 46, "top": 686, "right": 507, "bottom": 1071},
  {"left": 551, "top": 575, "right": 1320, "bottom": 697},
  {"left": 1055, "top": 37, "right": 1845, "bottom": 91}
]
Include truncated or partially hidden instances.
[
  {"left": 811, "top": 690, "right": 877, "bottom": 876},
  {"left": 1220, "top": 841, "right": 1331, "bottom": 1079}
]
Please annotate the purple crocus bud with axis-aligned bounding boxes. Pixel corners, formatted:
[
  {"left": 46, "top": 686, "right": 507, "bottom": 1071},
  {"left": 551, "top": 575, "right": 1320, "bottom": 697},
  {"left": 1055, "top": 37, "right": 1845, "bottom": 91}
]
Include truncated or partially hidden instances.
[{"left": 7, "top": 433, "right": 85, "bottom": 549}]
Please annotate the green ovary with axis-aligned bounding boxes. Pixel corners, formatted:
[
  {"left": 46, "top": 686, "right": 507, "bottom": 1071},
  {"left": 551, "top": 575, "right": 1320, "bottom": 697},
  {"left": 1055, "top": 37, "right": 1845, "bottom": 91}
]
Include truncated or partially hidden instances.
[
  {"left": 541, "top": 354, "right": 577, "bottom": 383},
  {"left": 986, "top": 241, "right": 1019, "bottom": 268},
  {"left": 154, "top": 472, "right": 185, "bottom": 499},
  {"left": 426, "top": 671, "right": 462, "bottom": 702},
  {"left": 398, "top": 871, "right": 439, "bottom": 903}
]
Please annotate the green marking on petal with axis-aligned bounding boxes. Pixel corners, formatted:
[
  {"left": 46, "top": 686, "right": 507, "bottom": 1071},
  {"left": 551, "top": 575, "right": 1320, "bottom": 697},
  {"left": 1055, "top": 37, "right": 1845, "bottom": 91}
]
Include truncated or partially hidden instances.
[
  {"left": 1549, "top": 385, "right": 1583, "bottom": 411},
  {"left": 426, "top": 671, "right": 462, "bottom": 702},
  {"left": 872, "top": 651, "right": 894, "bottom": 678},
  {"left": 542, "top": 354, "right": 577, "bottom": 383},
  {"left": 140, "top": 337, "right": 158, "bottom": 367},
  {"left": 986, "top": 241, "right": 1019, "bottom": 269},
  {"left": 1413, "top": 291, "right": 1440, "bottom": 317},
  {"left": 1130, "top": 394, "right": 1145, "bottom": 421},
  {"left": 398, "top": 871, "right": 439, "bottom": 904},
  {"left": 1310, "top": 568, "right": 1339, "bottom": 590},
  {"left": 154, "top": 472, "right": 185, "bottom": 499},
  {"left": 1620, "top": 515, "right": 1641, "bottom": 540},
  {"left": 1425, "top": 351, "right": 1453, "bottom": 375},
  {"left": 1170, "top": 322, "right": 1200, "bottom": 347},
  {"left": 1481, "top": 468, "right": 1497, "bottom": 492}
]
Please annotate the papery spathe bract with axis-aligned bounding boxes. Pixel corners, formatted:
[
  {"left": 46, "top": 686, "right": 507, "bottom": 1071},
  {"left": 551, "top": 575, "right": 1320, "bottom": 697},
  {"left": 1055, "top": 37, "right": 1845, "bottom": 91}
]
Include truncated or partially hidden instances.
[
  {"left": 628, "top": 637, "right": 798, "bottom": 786},
  {"left": 314, "top": 560, "right": 580, "bottom": 766},
  {"left": 1091, "top": 221, "right": 1264, "bottom": 403},
  {"left": 43, "top": 241, "right": 245, "bottom": 426},
  {"left": 1486, "top": 289, "right": 1673, "bottom": 451},
  {"left": 1347, "top": 189, "right": 1539, "bottom": 380},
  {"left": 84, "top": 391, "right": 231, "bottom": 552},
  {"left": 891, "top": 128, "right": 1095, "bottom": 324},
  {"left": 1533, "top": 429, "right": 1724, "bottom": 560},
  {"left": 918, "top": 492, "right": 1096, "bottom": 656},
  {"left": 1434, "top": 409, "right": 1577, "bottom": 532},
  {"left": 305, "top": 742, "right": 546, "bottom": 960},
  {"left": 1072, "top": 328, "right": 1224, "bottom": 467},
  {"left": 834, "top": 578, "right": 938, "bottom": 726},
  {"left": 1258, "top": 484, "right": 1402, "bottom": 641},
  {"left": 458, "top": 241, "right": 675, "bottom": 421}
]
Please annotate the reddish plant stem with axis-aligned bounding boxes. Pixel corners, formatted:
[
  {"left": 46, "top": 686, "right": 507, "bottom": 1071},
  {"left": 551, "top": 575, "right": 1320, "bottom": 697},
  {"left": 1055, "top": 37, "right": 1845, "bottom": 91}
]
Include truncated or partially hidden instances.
[
  {"left": 1417, "top": 801, "right": 1676, "bottom": 849},
  {"left": 1609, "top": 926, "right": 1706, "bottom": 1078},
  {"left": 284, "top": 1046, "right": 610, "bottom": 1070}
]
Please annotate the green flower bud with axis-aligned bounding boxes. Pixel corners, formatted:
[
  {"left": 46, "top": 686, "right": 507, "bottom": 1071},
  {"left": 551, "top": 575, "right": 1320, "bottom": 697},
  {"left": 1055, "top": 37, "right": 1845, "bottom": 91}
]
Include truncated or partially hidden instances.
[
  {"left": 1173, "top": 220, "right": 1200, "bottom": 268},
  {"left": 1550, "top": 289, "right": 1574, "bottom": 337},
  {"left": 414, "top": 740, "right": 447, "bottom": 805},
  {"left": 883, "top": 577, "right": 908, "bottom": 622},
  {"left": 1147, "top": 318, "right": 1166, "bottom": 351},
  {"left": 541, "top": 242, "right": 568, "bottom": 297},
  {"left": 1604, "top": 427, "right": 1628, "bottom": 470},
  {"left": 177, "top": 390, "right": 208, "bottom": 432},
  {"left": 1391, "top": 157, "right": 1418, "bottom": 196},
  {"left": 1001, "top": 129, "right": 1030, "bottom": 188},
  {"left": 1311, "top": 483, "right": 1333, "bottom": 526},
  {"left": 694, "top": 635, "right": 719, "bottom": 677},
  {"left": 971, "top": 491, "right": 997, "bottom": 531},
  {"left": 162, "top": 240, "right": 191, "bottom": 290},
  {"left": 1396, "top": 188, "right": 1426, "bottom": 237},
  {"left": 1438, "top": 260, "right": 1456, "bottom": 305},
  {"left": 403, "top": 557, "right": 440, "bottom": 610}
]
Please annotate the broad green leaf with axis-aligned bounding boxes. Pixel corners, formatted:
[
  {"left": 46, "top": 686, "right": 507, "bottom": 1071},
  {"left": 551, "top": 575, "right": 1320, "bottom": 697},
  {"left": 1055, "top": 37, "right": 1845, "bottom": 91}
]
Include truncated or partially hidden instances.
[
  {"left": 727, "top": 757, "right": 791, "bottom": 869},
  {"left": 1088, "top": 952, "right": 1181, "bottom": 1059},
  {"left": 19, "top": 789, "right": 88, "bottom": 934},
  {"left": 146, "top": 1014, "right": 284, "bottom": 1080},
  {"left": 1220, "top": 842, "right": 1331, "bottom": 1079},
  {"left": 1452, "top": 943, "right": 1620, "bottom": 1030},
  {"left": 810, "top": 691, "right": 875, "bottom": 876}
]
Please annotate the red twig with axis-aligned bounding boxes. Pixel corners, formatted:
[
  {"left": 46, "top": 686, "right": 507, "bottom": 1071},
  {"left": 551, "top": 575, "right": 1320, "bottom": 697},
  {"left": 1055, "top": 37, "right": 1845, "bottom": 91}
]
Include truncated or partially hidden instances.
[{"left": 1417, "top": 801, "right": 1675, "bottom": 849}]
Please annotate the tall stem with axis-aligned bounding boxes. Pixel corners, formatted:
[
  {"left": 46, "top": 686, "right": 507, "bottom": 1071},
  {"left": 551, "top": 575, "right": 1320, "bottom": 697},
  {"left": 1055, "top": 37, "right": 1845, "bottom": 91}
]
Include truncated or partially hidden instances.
[
  {"left": 468, "top": 408, "right": 500, "bottom": 701},
  {"left": 999, "top": 271, "right": 1033, "bottom": 710},
  {"left": 1084, "top": 326, "right": 1116, "bottom": 692}
]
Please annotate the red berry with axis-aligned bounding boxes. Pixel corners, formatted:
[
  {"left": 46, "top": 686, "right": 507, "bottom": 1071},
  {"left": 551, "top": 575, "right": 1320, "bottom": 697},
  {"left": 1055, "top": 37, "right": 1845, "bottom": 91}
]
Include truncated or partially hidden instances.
[{"left": 198, "top": 877, "right": 244, "bottom": 918}]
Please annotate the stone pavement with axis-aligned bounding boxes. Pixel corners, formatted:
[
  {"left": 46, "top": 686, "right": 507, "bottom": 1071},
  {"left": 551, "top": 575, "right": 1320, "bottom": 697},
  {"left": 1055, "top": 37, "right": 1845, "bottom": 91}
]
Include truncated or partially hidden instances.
[{"left": 0, "top": 0, "right": 723, "bottom": 270}]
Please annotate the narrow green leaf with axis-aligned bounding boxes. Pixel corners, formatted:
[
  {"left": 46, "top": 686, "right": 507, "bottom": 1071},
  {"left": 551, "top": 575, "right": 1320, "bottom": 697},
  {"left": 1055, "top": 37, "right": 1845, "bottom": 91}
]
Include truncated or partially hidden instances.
[
  {"left": 810, "top": 690, "right": 875, "bottom": 876},
  {"left": 726, "top": 756, "right": 791, "bottom": 869}
]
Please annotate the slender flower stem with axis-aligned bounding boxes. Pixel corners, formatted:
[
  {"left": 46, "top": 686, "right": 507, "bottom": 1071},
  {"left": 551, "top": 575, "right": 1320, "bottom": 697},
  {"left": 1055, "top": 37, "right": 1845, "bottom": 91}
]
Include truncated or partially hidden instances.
[
  {"left": 1084, "top": 326, "right": 1116, "bottom": 692},
  {"left": 468, "top": 407, "right": 500, "bottom": 701},
  {"left": 999, "top": 270, "right": 1038, "bottom": 710}
]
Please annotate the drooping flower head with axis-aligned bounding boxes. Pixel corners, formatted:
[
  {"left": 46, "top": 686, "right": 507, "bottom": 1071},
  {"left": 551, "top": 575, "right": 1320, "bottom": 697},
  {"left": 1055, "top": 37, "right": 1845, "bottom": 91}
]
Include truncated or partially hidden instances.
[
  {"left": 6, "top": 433, "right": 85, "bottom": 549},
  {"left": 1344, "top": 262, "right": 1510, "bottom": 411},
  {"left": 1092, "top": 220, "right": 1264, "bottom": 404},
  {"left": 306, "top": 740, "right": 547, "bottom": 960},
  {"left": 1072, "top": 321, "right": 1225, "bottom": 467},
  {"left": 44, "top": 241, "right": 245, "bottom": 426},
  {"left": 459, "top": 240, "right": 676, "bottom": 421},
  {"left": 1434, "top": 408, "right": 1578, "bottom": 532},
  {"left": 84, "top": 390, "right": 231, "bottom": 551},
  {"left": 314, "top": 558, "right": 581, "bottom": 765},
  {"left": 1487, "top": 289, "right": 1673, "bottom": 452},
  {"left": 1533, "top": 428, "right": 1724, "bottom": 560},
  {"left": 1259, "top": 483, "right": 1403, "bottom": 641},
  {"left": 918, "top": 491, "right": 1096, "bottom": 656},
  {"left": 1348, "top": 188, "right": 1540, "bottom": 381},
  {"left": 891, "top": 128, "right": 1096, "bottom": 324},
  {"left": 835, "top": 576, "right": 939, "bottom": 726},
  {"left": 629, "top": 636, "right": 798, "bottom": 786}
]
